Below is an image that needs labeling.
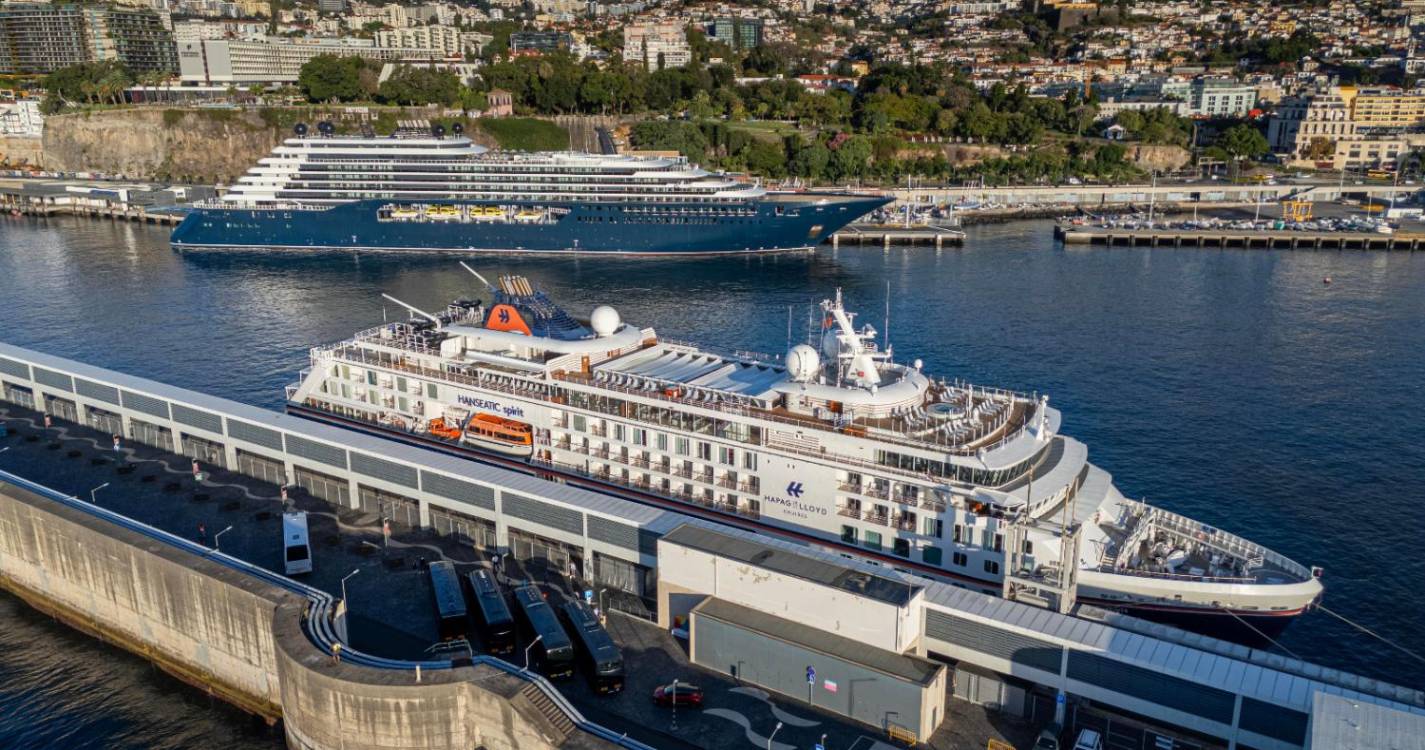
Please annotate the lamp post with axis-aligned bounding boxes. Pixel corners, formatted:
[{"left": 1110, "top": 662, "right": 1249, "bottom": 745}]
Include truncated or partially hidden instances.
[
  {"left": 213, "top": 525, "right": 233, "bottom": 551},
  {"left": 341, "top": 568, "right": 361, "bottom": 610},
  {"left": 767, "top": 721, "right": 783, "bottom": 750},
  {"left": 524, "top": 634, "right": 543, "bottom": 672},
  {"left": 89, "top": 482, "right": 109, "bottom": 504}
]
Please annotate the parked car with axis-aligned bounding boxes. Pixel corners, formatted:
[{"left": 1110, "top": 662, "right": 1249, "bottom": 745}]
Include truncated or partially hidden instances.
[
  {"left": 1072, "top": 728, "right": 1104, "bottom": 750},
  {"left": 1034, "top": 722, "right": 1063, "bottom": 750},
  {"left": 652, "top": 683, "right": 704, "bottom": 707}
]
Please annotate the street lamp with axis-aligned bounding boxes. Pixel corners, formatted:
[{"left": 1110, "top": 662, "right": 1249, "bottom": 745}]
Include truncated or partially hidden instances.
[
  {"left": 524, "top": 634, "right": 543, "bottom": 672},
  {"left": 341, "top": 568, "right": 361, "bottom": 609},
  {"left": 213, "top": 525, "right": 233, "bottom": 551},
  {"left": 89, "top": 482, "right": 109, "bottom": 504},
  {"left": 766, "top": 720, "right": 783, "bottom": 750},
  {"left": 819, "top": 733, "right": 828, "bottom": 750}
]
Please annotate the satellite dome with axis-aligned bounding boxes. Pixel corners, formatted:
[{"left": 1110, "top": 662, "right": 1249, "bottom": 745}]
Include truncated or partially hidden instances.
[
  {"left": 293, "top": 122, "right": 308, "bottom": 136},
  {"left": 785, "top": 344, "right": 821, "bottom": 382},
  {"left": 819, "top": 327, "right": 841, "bottom": 360},
  {"left": 452, "top": 122, "right": 464, "bottom": 135},
  {"left": 590, "top": 305, "right": 621, "bottom": 336}
]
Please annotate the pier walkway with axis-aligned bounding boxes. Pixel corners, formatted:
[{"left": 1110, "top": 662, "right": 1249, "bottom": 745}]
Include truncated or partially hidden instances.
[{"left": 1, "top": 341, "right": 1422, "bottom": 749}]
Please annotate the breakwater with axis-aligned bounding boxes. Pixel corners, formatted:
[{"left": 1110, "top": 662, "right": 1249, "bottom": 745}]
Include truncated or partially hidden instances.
[{"left": 0, "top": 472, "right": 615, "bottom": 750}]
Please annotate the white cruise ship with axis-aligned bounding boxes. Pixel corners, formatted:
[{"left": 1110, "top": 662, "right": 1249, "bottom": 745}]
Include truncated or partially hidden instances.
[{"left": 285, "top": 270, "right": 1324, "bottom": 639}]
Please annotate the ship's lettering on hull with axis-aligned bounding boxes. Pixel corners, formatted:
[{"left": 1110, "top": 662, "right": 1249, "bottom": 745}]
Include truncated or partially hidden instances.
[
  {"left": 764, "top": 494, "right": 828, "bottom": 520},
  {"left": 457, "top": 395, "right": 526, "bottom": 419}
]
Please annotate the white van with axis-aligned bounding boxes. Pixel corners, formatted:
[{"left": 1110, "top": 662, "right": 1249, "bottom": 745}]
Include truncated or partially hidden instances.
[{"left": 282, "top": 512, "right": 312, "bottom": 575}]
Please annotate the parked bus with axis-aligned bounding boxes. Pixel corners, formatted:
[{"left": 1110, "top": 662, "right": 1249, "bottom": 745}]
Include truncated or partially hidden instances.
[
  {"left": 428, "top": 561, "right": 470, "bottom": 641},
  {"left": 282, "top": 512, "right": 312, "bottom": 576},
  {"left": 511, "top": 584, "right": 574, "bottom": 679},
  {"left": 560, "top": 600, "right": 624, "bottom": 694},
  {"left": 466, "top": 568, "right": 515, "bottom": 655}
]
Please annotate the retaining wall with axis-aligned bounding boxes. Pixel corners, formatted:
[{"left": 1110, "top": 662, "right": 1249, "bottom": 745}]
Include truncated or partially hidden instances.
[{"left": 0, "top": 479, "right": 594, "bottom": 750}]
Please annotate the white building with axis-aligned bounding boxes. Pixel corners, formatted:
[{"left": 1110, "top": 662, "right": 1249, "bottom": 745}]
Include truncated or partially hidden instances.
[
  {"left": 622, "top": 20, "right": 690, "bottom": 71},
  {"left": 375, "top": 25, "right": 478, "bottom": 57},
  {"left": 0, "top": 100, "right": 43, "bottom": 137},
  {"left": 178, "top": 37, "right": 435, "bottom": 84}
]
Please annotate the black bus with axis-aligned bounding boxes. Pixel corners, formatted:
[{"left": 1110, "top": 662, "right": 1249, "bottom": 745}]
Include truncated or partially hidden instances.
[
  {"left": 511, "top": 584, "right": 574, "bottom": 680},
  {"left": 466, "top": 568, "right": 516, "bottom": 655},
  {"left": 559, "top": 600, "right": 625, "bottom": 694},
  {"left": 428, "top": 560, "right": 469, "bottom": 641}
]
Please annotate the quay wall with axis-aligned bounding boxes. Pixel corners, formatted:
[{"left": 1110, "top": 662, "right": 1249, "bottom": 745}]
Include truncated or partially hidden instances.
[{"left": 0, "top": 479, "right": 588, "bottom": 750}]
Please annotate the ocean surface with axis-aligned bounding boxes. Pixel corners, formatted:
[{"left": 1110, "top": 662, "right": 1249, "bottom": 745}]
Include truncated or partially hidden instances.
[{"left": 0, "top": 215, "right": 1423, "bottom": 745}]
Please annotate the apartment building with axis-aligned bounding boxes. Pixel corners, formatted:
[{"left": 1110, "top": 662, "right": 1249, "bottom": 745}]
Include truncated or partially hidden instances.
[
  {"left": 375, "top": 26, "right": 484, "bottom": 58},
  {"left": 0, "top": 2, "right": 176, "bottom": 74},
  {"left": 1268, "top": 88, "right": 1409, "bottom": 169},
  {"left": 623, "top": 20, "right": 690, "bottom": 71},
  {"left": 1342, "top": 86, "right": 1425, "bottom": 129}
]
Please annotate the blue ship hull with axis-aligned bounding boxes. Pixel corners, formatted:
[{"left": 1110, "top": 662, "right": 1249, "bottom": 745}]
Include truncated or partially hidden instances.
[{"left": 170, "top": 195, "right": 890, "bottom": 255}]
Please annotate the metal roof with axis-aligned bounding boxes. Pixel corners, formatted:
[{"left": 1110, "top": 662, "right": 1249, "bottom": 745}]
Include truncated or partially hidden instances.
[
  {"left": 662, "top": 524, "right": 921, "bottom": 607},
  {"left": 692, "top": 597, "right": 942, "bottom": 686},
  {"left": 1311, "top": 691, "right": 1425, "bottom": 750}
]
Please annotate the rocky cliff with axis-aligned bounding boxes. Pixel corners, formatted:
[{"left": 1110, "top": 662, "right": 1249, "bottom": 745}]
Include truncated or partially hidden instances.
[{"left": 42, "top": 108, "right": 287, "bottom": 184}]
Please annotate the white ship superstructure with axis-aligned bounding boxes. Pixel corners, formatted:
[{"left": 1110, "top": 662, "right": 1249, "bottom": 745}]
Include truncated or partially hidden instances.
[
  {"left": 286, "top": 271, "right": 1323, "bottom": 635},
  {"left": 219, "top": 134, "right": 766, "bottom": 207}
]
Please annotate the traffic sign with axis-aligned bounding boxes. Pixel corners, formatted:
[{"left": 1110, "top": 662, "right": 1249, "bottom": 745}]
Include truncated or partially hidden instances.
[{"left": 806, "top": 666, "right": 815, "bottom": 684}]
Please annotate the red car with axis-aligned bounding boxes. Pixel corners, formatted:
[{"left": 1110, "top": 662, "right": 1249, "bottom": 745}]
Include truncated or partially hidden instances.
[{"left": 652, "top": 683, "right": 704, "bottom": 707}]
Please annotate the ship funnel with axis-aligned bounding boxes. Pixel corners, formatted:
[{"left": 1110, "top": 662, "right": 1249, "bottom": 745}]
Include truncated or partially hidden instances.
[{"left": 381, "top": 294, "right": 442, "bottom": 330}]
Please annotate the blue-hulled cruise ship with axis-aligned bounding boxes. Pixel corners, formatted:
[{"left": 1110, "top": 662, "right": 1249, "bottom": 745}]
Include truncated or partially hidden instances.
[{"left": 170, "top": 127, "right": 890, "bottom": 255}]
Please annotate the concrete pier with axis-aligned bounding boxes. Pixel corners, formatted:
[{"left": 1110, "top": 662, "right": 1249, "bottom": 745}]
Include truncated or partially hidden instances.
[
  {"left": 0, "top": 475, "right": 625, "bottom": 750},
  {"left": 831, "top": 223, "right": 966, "bottom": 248},
  {"left": 1056, "top": 225, "right": 1425, "bottom": 251}
]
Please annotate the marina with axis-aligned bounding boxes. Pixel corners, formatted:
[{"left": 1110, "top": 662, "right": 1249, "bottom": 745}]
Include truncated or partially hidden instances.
[{"left": 1056, "top": 224, "right": 1425, "bottom": 250}]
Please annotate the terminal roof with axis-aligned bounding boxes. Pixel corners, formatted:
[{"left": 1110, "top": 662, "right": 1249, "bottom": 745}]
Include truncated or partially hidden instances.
[
  {"left": 693, "top": 597, "right": 942, "bottom": 686},
  {"left": 662, "top": 524, "right": 920, "bottom": 607}
]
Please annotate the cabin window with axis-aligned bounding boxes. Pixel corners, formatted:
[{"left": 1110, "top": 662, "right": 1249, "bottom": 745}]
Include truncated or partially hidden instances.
[
  {"left": 923, "top": 518, "right": 943, "bottom": 538},
  {"left": 863, "top": 531, "right": 882, "bottom": 551},
  {"left": 992, "top": 533, "right": 1004, "bottom": 553},
  {"left": 952, "top": 552, "right": 967, "bottom": 567},
  {"left": 841, "top": 525, "right": 857, "bottom": 544},
  {"left": 632, "top": 428, "right": 647, "bottom": 446},
  {"left": 953, "top": 524, "right": 965, "bottom": 544},
  {"left": 922, "top": 546, "right": 943, "bottom": 566},
  {"left": 742, "top": 452, "right": 757, "bottom": 470},
  {"left": 572, "top": 414, "right": 587, "bottom": 432},
  {"left": 984, "top": 560, "right": 1000, "bottom": 575},
  {"left": 425, "top": 383, "right": 438, "bottom": 399},
  {"left": 697, "top": 442, "right": 712, "bottom": 460},
  {"left": 718, "top": 446, "right": 735, "bottom": 466},
  {"left": 656, "top": 433, "right": 668, "bottom": 451},
  {"left": 613, "top": 423, "right": 626, "bottom": 441},
  {"left": 893, "top": 538, "right": 911, "bottom": 558}
]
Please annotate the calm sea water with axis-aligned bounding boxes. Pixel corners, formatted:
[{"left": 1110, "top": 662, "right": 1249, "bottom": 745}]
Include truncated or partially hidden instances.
[{"left": 0, "top": 215, "right": 1422, "bottom": 744}]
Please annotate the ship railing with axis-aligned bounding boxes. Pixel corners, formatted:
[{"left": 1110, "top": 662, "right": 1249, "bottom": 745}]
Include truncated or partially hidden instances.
[
  {"left": 1127, "top": 501, "right": 1313, "bottom": 581},
  {"left": 837, "top": 506, "right": 862, "bottom": 519},
  {"left": 1097, "top": 564, "right": 1259, "bottom": 585},
  {"left": 285, "top": 383, "right": 299, "bottom": 401},
  {"left": 864, "top": 512, "right": 890, "bottom": 527}
]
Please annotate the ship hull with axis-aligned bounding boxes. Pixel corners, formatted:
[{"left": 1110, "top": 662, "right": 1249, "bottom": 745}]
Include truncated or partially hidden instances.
[
  {"left": 170, "top": 195, "right": 890, "bottom": 255},
  {"left": 1084, "top": 597, "right": 1305, "bottom": 645}
]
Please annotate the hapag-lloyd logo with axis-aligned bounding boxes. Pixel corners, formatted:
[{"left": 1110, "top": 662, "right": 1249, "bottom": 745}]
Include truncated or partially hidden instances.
[{"left": 764, "top": 493, "right": 828, "bottom": 517}]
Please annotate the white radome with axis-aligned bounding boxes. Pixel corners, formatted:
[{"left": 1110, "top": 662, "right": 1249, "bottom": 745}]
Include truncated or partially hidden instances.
[
  {"left": 785, "top": 344, "right": 821, "bottom": 382},
  {"left": 590, "top": 305, "right": 621, "bottom": 336}
]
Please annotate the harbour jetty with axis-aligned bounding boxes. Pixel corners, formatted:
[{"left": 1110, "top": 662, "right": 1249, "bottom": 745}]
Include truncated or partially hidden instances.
[
  {"left": 1057, "top": 224, "right": 1425, "bottom": 250},
  {"left": 0, "top": 177, "right": 205, "bottom": 225},
  {"left": 831, "top": 222, "right": 966, "bottom": 248}
]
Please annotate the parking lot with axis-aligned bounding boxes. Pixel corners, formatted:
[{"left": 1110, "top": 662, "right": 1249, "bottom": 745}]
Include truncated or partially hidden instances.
[{"left": 0, "top": 404, "right": 1039, "bottom": 750}]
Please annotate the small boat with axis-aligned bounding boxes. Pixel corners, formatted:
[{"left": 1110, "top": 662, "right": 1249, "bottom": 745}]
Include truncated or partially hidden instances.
[
  {"left": 427, "top": 416, "right": 462, "bottom": 441},
  {"left": 461, "top": 413, "right": 534, "bottom": 456}
]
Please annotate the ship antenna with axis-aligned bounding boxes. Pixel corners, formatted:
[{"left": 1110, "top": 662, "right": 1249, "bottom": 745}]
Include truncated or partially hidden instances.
[
  {"left": 884, "top": 279, "right": 890, "bottom": 354},
  {"left": 458, "top": 261, "right": 496, "bottom": 291},
  {"left": 381, "top": 293, "right": 443, "bottom": 330},
  {"left": 786, "top": 305, "right": 793, "bottom": 352}
]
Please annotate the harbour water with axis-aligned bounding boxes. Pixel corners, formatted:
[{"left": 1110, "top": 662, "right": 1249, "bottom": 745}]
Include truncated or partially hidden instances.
[{"left": 0, "top": 215, "right": 1422, "bottom": 744}]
